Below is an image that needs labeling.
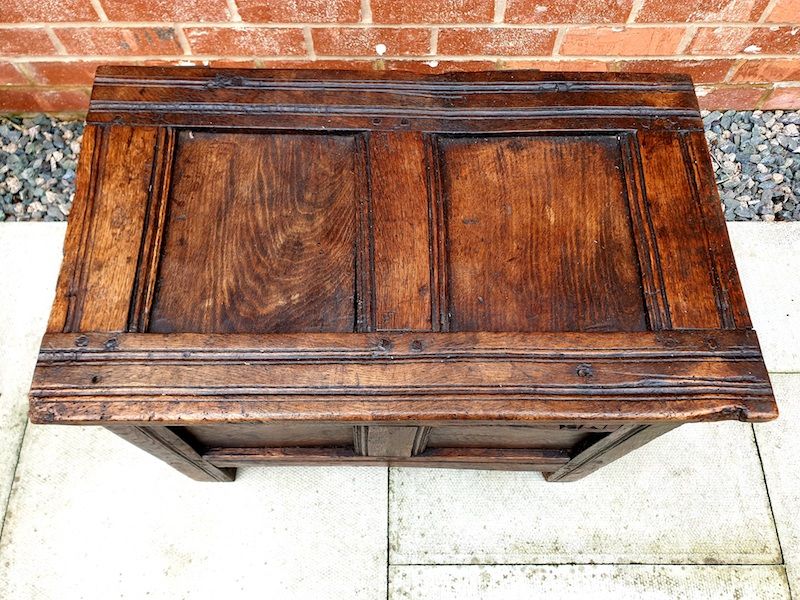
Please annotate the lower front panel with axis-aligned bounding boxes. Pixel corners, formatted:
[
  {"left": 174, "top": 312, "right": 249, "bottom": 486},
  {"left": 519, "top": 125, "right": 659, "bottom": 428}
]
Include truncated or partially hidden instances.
[{"left": 178, "top": 422, "right": 620, "bottom": 472}]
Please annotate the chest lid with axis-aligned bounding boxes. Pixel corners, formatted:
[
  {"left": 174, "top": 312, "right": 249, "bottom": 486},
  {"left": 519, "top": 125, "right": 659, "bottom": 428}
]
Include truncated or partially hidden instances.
[{"left": 30, "top": 66, "right": 776, "bottom": 426}]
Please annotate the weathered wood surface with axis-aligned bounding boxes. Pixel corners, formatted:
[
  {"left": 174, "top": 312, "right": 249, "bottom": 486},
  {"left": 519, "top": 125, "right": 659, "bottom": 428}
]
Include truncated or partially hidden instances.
[
  {"left": 31, "top": 330, "right": 774, "bottom": 424},
  {"left": 31, "top": 67, "right": 776, "bottom": 481}
]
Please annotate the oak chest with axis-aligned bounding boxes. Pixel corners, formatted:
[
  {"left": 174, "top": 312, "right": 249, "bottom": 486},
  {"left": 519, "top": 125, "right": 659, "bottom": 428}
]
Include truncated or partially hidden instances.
[{"left": 29, "top": 66, "right": 777, "bottom": 482}]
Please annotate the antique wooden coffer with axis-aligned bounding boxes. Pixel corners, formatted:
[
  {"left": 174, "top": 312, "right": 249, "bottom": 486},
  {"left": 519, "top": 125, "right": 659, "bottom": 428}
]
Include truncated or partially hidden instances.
[{"left": 29, "top": 66, "right": 777, "bottom": 482}]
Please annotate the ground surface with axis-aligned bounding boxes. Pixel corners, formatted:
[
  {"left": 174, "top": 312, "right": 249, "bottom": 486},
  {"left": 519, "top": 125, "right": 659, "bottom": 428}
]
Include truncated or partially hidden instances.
[
  {"left": 1, "top": 112, "right": 800, "bottom": 222},
  {"left": 0, "top": 221, "right": 798, "bottom": 599}
]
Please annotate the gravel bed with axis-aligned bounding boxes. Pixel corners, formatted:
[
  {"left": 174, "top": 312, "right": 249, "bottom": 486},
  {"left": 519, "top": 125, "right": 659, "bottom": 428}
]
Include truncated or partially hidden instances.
[
  {"left": 1, "top": 112, "right": 800, "bottom": 222},
  {"left": 1, "top": 115, "right": 82, "bottom": 222},
  {"left": 704, "top": 109, "right": 800, "bottom": 221}
]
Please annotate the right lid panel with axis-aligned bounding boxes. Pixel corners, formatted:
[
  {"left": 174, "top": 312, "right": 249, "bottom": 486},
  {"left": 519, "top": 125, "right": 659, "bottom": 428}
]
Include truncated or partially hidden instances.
[{"left": 438, "top": 133, "right": 648, "bottom": 332}]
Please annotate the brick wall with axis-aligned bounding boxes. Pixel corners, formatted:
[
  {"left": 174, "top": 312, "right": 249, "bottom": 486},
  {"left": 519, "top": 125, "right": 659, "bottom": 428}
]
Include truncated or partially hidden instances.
[{"left": 1, "top": 0, "right": 799, "bottom": 113}]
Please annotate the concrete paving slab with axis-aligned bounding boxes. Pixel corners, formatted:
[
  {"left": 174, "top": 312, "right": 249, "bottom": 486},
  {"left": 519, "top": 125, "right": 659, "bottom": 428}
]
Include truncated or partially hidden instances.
[
  {"left": 755, "top": 374, "right": 800, "bottom": 598},
  {"left": 0, "top": 424, "right": 388, "bottom": 600},
  {"left": 389, "top": 565, "right": 791, "bottom": 599},
  {"left": 0, "top": 223, "right": 65, "bottom": 517},
  {"left": 389, "top": 422, "right": 780, "bottom": 565},
  {"left": 728, "top": 223, "right": 800, "bottom": 373}
]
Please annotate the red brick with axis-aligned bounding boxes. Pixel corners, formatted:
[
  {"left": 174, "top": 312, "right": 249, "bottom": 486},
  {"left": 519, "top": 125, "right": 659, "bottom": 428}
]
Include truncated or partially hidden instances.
[
  {"left": 0, "top": 29, "right": 59, "bottom": 56},
  {"left": 560, "top": 26, "right": 685, "bottom": 56},
  {"left": 19, "top": 61, "right": 107, "bottom": 85},
  {"left": 0, "top": 88, "right": 39, "bottom": 111},
  {"left": 54, "top": 27, "right": 183, "bottom": 56},
  {"left": 635, "top": 0, "right": 770, "bottom": 22},
  {"left": 498, "top": 59, "right": 609, "bottom": 71},
  {"left": 372, "top": 0, "right": 493, "bottom": 23},
  {"left": 732, "top": 59, "right": 800, "bottom": 82},
  {"left": 0, "top": 87, "right": 91, "bottom": 113},
  {"left": 313, "top": 28, "right": 430, "bottom": 56},
  {"left": 505, "top": 0, "right": 633, "bottom": 24},
  {"left": 2, "top": 0, "right": 98, "bottom": 22},
  {"left": 763, "top": 86, "right": 800, "bottom": 108},
  {"left": 0, "top": 62, "right": 31, "bottom": 85},
  {"left": 101, "top": 0, "right": 230, "bottom": 21},
  {"left": 695, "top": 85, "right": 767, "bottom": 109},
  {"left": 185, "top": 27, "right": 306, "bottom": 56},
  {"left": 438, "top": 28, "right": 557, "bottom": 56},
  {"left": 35, "top": 87, "right": 92, "bottom": 112},
  {"left": 764, "top": 0, "right": 800, "bottom": 22},
  {"left": 689, "top": 27, "right": 800, "bottom": 55},
  {"left": 610, "top": 59, "right": 736, "bottom": 83},
  {"left": 237, "top": 0, "right": 360, "bottom": 23}
]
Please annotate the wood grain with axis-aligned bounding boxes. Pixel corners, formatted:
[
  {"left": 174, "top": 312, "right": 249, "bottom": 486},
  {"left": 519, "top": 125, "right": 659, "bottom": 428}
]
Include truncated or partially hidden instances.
[
  {"left": 369, "top": 131, "right": 432, "bottom": 331},
  {"left": 440, "top": 134, "right": 647, "bottom": 332},
  {"left": 638, "top": 131, "right": 723, "bottom": 328},
  {"left": 49, "top": 125, "right": 159, "bottom": 332},
  {"left": 30, "top": 330, "right": 775, "bottom": 425},
  {"left": 149, "top": 131, "right": 360, "bottom": 334},
  {"left": 86, "top": 67, "right": 701, "bottom": 132}
]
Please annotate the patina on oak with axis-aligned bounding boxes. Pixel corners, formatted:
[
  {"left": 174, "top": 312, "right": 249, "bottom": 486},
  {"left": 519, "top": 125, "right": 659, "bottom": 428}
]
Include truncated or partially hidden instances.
[{"left": 29, "top": 66, "right": 776, "bottom": 482}]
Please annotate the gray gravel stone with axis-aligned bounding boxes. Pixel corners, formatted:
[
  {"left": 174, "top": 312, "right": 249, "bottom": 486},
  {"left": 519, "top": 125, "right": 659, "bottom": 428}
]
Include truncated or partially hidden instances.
[
  {"left": 1, "top": 115, "right": 82, "bottom": 222},
  {"left": 705, "top": 109, "right": 800, "bottom": 221},
  {"left": 2, "top": 112, "right": 799, "bottom": 222}
]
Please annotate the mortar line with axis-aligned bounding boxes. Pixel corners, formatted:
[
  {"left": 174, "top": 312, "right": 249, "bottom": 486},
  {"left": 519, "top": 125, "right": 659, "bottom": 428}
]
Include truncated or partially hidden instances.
[
  {"left": 493, "top": 0, "right": 507, "bottom": 24},
  {"left": 43, "top": 26, "right": 68, "bottom": 55},
  {"left": 89, "top": 0, "right": 108, "bottom": 21},
  {"left": 627, "top": 0, "right": 645, "bottom": 23},
  {"left": 361, "top": 0, "right": 373, "bottom": 24},
  {"left": 758, "top": 0, "right": 782, "bottom": 23},
  {"left": 174, "top": 25, "right": 192, "bottom": 56},
  {"left": 303, "top": 26, "right": 316, "bottom": 60},
  {"left": 226, "top": 0, "right": 242, "bottom": 22}
]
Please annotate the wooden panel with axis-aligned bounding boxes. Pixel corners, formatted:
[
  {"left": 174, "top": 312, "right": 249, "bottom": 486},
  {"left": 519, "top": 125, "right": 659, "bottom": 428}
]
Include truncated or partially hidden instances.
[
  {"left": 353, "top": 425, "right": 422, "bottom": 458},
  {"left": 29, "top": 330, "right": 776, "bottom": 425},
  {"left": 204, "top": 446, "right": 570, "bottom": 471},
  {"left": 87, "top": 67, "right": 702, "bottom": 132},
  {"left": 187, "top": 423, "right": 354, "bottom": 448},
  {"left": 47, "top": 124, "right": 98, "bottom": 332},
  {"left": 370, "top": 131, "right": 432, "bottom": 331},
  {"left": 440, "top": 134, "right": 647, "bottom": 332},
  {"left": 426, "top": 424, "right": 612, "bottom": 450},
  {"left": 638, "top": 131, "right": 722, "bottom": 328},
  {"left": 149, "top": 131, "right": 361, "bottom": 334},
  {"left": 683, "top": 130, "right": 751, "bottom": 328},
  {"left": 49, "top": 125, "right": 159, "bottom": 332}
]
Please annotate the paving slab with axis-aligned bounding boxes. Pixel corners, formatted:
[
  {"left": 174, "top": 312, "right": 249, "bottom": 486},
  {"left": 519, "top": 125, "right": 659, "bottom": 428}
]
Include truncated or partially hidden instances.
[
  {"left": 389, "top": 565, "right": 791, "bottom": 599},
  {"left": 0, "top": 223, "right": 66, "bottom": 517},
  {"left": 727, "top": 222, "right": 800, "bottom": 373},
  {"left": 0, "top": 424, "right": 388, "bottom": 600},
  {"left": 389, "top": 421, "right": 779, "bottom": 565},
  {"left": 755, "top": 374, "right": 800, "bottom": 598}
]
